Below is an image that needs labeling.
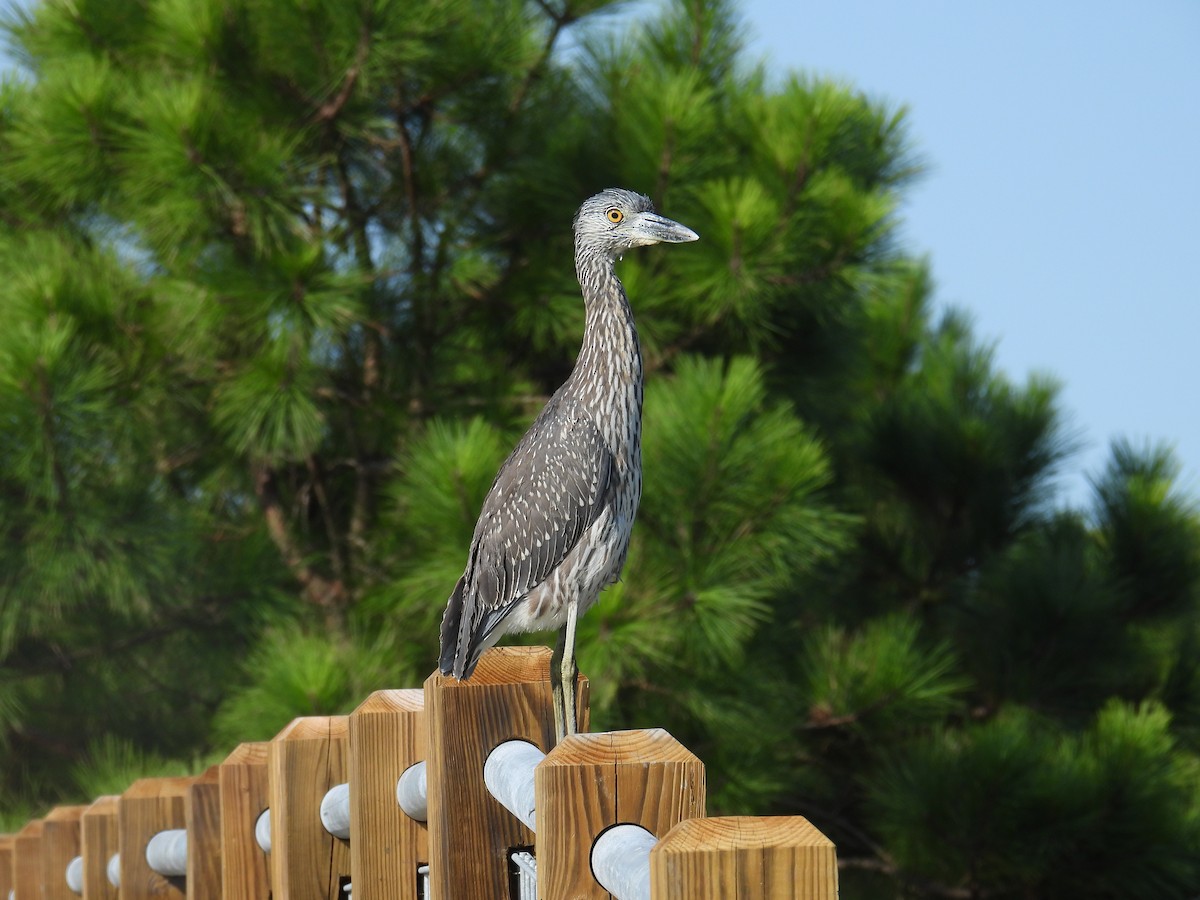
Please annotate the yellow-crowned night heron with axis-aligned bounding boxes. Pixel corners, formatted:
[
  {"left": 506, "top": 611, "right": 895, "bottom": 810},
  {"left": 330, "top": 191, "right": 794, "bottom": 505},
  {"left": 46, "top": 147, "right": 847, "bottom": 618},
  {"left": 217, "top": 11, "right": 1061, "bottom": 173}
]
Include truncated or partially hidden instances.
[{"left": 439, "top": 188, "right": 699, "bottom": 742}]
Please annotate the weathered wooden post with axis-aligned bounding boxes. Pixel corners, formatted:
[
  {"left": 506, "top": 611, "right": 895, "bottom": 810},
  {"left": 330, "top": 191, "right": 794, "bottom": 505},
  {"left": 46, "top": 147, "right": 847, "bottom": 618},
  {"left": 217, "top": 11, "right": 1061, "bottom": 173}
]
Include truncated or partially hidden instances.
[
  {"left": 41, "top": 806, "right": 86, "bottom": 900},
  {"left": 650, "top": 816, "right": 838, "bottom": 899},
  {"left": 219, "top": 742, "right": 271, "bottom": 900},
  {"left": 425, "top": 646, "right": 588, "bottom": 900},
  {"left": 182, "top": 766, "right": 223, "bottom": 899},
  {"left": 349, "top": 689, "right": 427, "bottom": 900},
  {"left": 535, "top": 728, "right": 705, "bottom": 899},
  {"left": 0, "top": 834, "right": 14, "bottom": 900},
  {"left": 79, "top": 796, "right": 119, "bottom": 900},
  {"left": 118, "top": 777, "right": 191, "bottom": 900},
  {"left": 13, "top": 820, "right": 43, "bottom": 900},
  {"left": 13, "top": 819, "right": 44, "bottom": 900},
  {"left": 269, "top": 716, "right": 351, "bottom": 900}
]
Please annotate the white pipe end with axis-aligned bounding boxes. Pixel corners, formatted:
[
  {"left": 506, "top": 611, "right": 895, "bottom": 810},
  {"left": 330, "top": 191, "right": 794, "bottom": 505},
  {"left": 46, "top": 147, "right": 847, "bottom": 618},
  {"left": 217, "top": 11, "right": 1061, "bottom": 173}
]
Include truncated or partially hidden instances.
[
  {"left": 255, "top": 809, "right": 272, "bottom": 853},
  {"left": 320, "top": 782, "right": 352, "bottom": 840},
  {"left": 591, "top": 824, "right": 656, "bottom": 900},
  {"left": 65, "top": 855, "right": 84, "bottom": 894},
  {"left": 483, "top": 740, "right": 545, "bottom": 833},
  {"left": 396, "top": 761, "right": 428, "bottom": 822},
  {"left": 145, "top": 828, "right": 188, "bottom": 877}
]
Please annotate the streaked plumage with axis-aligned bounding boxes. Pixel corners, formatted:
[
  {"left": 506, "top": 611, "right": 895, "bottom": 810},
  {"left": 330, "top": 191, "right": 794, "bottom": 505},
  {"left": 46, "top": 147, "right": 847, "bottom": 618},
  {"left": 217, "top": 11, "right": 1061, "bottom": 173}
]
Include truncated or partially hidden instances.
[{"left": 439, "top": 188, "right": 699, "bottom": 741}]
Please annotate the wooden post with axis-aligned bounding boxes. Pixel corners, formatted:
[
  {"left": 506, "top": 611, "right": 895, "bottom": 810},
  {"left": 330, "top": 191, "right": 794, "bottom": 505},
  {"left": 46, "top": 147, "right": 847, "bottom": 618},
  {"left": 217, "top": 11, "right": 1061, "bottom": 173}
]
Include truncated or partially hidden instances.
[
  {"left": 12, "top": 819, "right": 43, "bottom": 900},
  {"left": 0, "top": 834, "right": 14, "bottom": 900},
  {"left": 41, "top": 806, "right": 86, "bottom": 900},
  {"left": 118, "top": 777, "right": 191, "bottom": 900},
  {"left": 349, "top": 689, "right": 427, "bottom": 900},
  {"left": 268, "top": 716, "right": 351, "bottom": 900},
  {"left": 219, "top": 742, "right": 271, "bottom": 900},
  {"left": 650, "top": 816, "right": 838, "bottom": 899},
  {"left": 185, "top": 766, "right": 223, "bottom": 900},
  {"left": 425, "top": 646, "right": 589, "bottom": 900},
  {"left": 536, "top": 728, "right": 705, "bottom": 899},
  {"left": 80, "top": 797, "right": 120, "bottom": 900}
]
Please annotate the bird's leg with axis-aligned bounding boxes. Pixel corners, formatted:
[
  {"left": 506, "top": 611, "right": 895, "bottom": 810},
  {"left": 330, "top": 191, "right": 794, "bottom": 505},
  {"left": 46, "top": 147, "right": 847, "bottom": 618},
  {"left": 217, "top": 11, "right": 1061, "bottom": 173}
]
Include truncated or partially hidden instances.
[
  {"left": 551, "top": 623, "right": 567, "bottom": 745},
  {"left": 561, "top": 599, "right": 579, "bottom": 739}
]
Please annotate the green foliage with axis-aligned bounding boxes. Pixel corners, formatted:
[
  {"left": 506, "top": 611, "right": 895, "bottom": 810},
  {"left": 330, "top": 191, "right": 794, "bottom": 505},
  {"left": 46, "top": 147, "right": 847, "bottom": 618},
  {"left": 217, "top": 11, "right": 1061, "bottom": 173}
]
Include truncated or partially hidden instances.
[
  {"left": 856, "top": 313, "right": 1073, "bottom": 608},
  {"left": 956, "top": 514, "right": 1141, "bottom": 716},
  {"left": 1095, "top": 438, "right": 1200, "bottom": 619},
  {"left": 634, "top": 355, "right": 849, "bottom": 656},
  {"left": 364, "top": 417, "right": 515, "bottom": 659},
  {"left": 212, "top": 624, "right": 403, "bottom": 744},
  {"left": 70, "top": 736, "right": 194, "bottom": 800},
  {"left": 800, "top": 616, "right": 967, "bottom": 738},
  {"left": 0, "top": 0, "right": 1197, "bottom": 894},
  {"left": 586, "top": 356, "right": 852, "bottom": 725},
  {"left": 868, "top": 702, "right": 1200, "bottom": 898}
]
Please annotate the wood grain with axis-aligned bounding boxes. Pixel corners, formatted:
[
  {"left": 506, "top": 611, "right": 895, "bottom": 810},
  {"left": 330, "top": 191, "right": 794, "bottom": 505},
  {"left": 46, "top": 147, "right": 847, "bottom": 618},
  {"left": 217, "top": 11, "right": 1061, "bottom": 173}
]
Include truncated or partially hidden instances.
[
  {"left": 268, "top": 716, "right": 351, "bottom": 900},
  {"left": 186, "top": 766, "right": 223, "bottom": 900},
  {"left": 118, "top": 777, "right": 191, "bottom": 900},
  {"left": 536, "top": 728, "right": 705, "bottom": 899},
  {"left": 425, "top": 646, "right": 589, "bottom": 900},
  {"left": 349, "top": 689, "right": 427, "bottom": 900},
  {"left": 80, "top": 796, "right": 120, "bottom": 900},
  {"left": 0, "top": 834, "right": 15, "bottom": 900},
  {"left": 219, "top": 742, "right": 271, "bottom": 900},
  {"left": 41, "top": 805, "right": 87, "bottom": 900},
  {"left": 13, "top": 819, "right": 43, "bottom": 900},
  {"left": 650, "top": 816, "right": 838, "bottom": 899}
]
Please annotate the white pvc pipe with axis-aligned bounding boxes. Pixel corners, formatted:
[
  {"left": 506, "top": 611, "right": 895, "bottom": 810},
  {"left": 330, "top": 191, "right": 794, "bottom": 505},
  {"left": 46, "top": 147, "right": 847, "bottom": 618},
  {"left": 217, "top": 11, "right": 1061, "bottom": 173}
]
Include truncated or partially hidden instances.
[
  {"left": 396, "top": 761, "right": 428, "bottom": 822},
  {"left": 255, "top": 808, "right": 272, "bottom": 852},
  {"left": 106, "top": 853, "right": 121, "bottom": 887},
  {"left": 483, "top": 740, "right": 544, "bottom": 832},
  {"left": 146, "top": 828, "right": 188, "bottom": 877},
  {"left": 321, "top": 782, "right": 352, "bottom": 840},
  {"left": 65, "top": 855, "right": 84, "bottom": 894},
  {"left": 512, "top": 850, "right": 538, "bottom": 900},
  {"left": 591, "top": 824, "right": 656, "bottom": 900}
]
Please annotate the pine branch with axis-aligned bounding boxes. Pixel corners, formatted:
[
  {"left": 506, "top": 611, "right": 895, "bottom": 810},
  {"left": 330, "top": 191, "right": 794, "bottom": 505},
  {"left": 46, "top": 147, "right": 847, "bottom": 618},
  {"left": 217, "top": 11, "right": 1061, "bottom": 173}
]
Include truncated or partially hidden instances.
[
  {"left": 689, "top": 0, "right": 705, "bottom": 67},
  {"left": 331, "top": 151, "right": 382, "bottom": 563},
  {"left": 781, "top": 133, "right": 815, "bottom": 219},
  {"left": 253, "top": 465, "right": 345, "bottom": 629},
  {"left": 763, "top": 250, "right": 851, "bottom": 289},
  {"left": 446, "top": 3, "right": 569, "bottom": 193},
  {"left": 34, "top": 363, "right": 71, "bottom": 516},
  {"left": 654, "top": 117, "right": 676, "bottom": 205},
  {"left": 837, "top": 857, "right": 992, "bottom": 900},
  {"left": 507, "top": 8, "right": 568, "bottom": 115},
  {"left": 0, "top": 613, "right": 227, "bottom": 684},
  {"left": 348, "top": 442, "right": 372, "bottom": 561},
  {"left": 393, "top": 120, "right": 420, "bottom": 257},
  {"left": 530, "top": 0, "right": 572, "bottom": 25},
  {"left": 645, "top": 320, "right": 714, "bottom": 373},
  {"left": 305, "top": 454, "right": 347, "bottom": 585},
  {"left": 800, "top": 684, "right": 905, "bottom": 730},
  {"left": 314, "top": 26, "right": 371, "bottom": 125}
]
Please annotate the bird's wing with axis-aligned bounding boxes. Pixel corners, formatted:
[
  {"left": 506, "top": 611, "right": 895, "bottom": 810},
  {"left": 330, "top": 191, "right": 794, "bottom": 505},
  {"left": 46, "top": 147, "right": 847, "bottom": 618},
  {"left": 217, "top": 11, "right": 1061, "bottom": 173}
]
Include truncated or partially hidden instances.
[{"left": 440, "top": 397, "right": 615, "bottom": 676}]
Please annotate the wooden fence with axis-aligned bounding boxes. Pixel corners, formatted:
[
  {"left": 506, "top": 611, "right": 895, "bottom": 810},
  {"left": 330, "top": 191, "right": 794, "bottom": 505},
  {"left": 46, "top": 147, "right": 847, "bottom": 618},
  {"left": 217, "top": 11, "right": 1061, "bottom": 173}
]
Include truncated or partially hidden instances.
[{"left": 0, "top": 647, "right": 838, "bottom": 899}]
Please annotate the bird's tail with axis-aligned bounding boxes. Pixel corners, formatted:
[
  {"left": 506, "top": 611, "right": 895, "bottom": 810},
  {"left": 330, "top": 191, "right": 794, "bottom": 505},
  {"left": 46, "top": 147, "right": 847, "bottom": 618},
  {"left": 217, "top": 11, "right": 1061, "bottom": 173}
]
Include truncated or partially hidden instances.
[{"left": 439, "top": 576, "right": 468, "bottom": 678}]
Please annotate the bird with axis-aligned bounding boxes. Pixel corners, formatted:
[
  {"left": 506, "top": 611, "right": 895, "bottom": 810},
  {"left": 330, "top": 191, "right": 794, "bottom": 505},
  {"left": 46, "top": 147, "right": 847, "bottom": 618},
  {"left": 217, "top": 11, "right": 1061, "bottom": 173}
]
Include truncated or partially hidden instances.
[{"left": 439, "top": 188, "right": 699, "bottom": 743}]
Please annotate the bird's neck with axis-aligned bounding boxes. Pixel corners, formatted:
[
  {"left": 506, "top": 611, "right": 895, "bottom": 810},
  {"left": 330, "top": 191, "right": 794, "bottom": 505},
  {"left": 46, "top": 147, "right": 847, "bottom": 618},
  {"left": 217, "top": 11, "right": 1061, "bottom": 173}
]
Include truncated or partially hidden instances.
[{"left": 569, "top": 249, "right": 644, "bottom": 427}]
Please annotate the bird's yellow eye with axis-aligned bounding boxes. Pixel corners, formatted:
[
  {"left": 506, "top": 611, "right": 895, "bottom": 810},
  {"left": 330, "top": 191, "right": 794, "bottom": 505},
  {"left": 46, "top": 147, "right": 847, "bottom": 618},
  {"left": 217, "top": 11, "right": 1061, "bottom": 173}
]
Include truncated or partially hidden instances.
[{"left": 606, "top": 207, "right": 624, "bottom": 223}]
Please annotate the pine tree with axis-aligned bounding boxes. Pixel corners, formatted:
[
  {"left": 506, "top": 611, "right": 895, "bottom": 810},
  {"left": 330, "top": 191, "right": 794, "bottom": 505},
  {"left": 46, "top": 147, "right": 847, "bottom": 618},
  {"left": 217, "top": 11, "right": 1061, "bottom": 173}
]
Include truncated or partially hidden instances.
[{"left": 0, "top": 0, "right": 1197, "bottom": 894}]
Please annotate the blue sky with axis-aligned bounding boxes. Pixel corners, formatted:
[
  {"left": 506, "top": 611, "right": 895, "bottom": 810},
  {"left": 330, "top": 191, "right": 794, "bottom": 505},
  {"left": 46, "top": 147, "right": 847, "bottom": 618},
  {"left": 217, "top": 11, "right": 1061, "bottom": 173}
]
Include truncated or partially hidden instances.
[{"left": 736, "top": 0, "right": 1200, "bottom": 508}]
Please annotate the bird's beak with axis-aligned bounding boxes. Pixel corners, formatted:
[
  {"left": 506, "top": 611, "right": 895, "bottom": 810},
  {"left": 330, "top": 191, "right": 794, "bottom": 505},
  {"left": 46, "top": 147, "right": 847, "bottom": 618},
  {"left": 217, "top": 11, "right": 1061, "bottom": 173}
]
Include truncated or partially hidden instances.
[{"left": 630, "top": 212, "right": 700, "bottom": 245}]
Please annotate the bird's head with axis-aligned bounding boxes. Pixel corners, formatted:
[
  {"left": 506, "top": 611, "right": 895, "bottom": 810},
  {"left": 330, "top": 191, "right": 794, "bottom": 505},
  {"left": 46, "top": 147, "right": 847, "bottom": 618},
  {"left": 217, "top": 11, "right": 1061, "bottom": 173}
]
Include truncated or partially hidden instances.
[{"left": 573, "top": 188, "right": 699, "bottom": 260}]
